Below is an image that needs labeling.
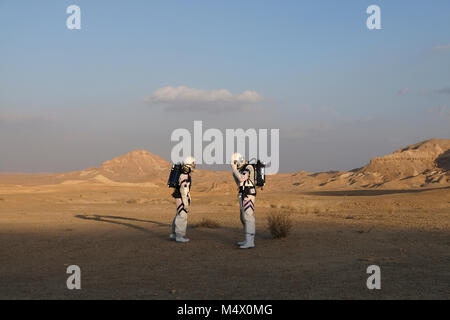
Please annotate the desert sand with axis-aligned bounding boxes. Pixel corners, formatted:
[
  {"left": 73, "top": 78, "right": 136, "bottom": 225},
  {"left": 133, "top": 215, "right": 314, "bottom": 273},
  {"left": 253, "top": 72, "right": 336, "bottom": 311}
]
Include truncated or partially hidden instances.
[{"left": 0, "top": 139, "right": 449, "bottom": 299}]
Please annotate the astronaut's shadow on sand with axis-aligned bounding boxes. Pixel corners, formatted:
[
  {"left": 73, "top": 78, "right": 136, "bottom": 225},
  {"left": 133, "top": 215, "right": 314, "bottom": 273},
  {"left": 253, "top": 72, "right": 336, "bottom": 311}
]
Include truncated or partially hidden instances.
[
  {"left": 74, "top": 214, "right": 169, "bottom": 239},
  {"left": 74, "top": 214, "right": 248, "bottom": 244}
]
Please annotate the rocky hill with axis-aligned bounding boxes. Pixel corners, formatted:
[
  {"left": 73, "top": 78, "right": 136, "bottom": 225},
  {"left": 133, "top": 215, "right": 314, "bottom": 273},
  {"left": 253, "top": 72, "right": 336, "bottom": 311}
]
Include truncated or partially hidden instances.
[
  {"left": 57, "top": 150, "right": 171, "bottom": 185},
  {"left": 305, "top": 139, "right": 450, "bottom": 189}
]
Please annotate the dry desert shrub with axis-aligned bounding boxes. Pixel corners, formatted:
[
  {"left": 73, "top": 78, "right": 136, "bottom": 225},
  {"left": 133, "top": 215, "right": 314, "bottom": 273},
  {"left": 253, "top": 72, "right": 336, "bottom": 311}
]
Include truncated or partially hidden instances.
[
  {"left": 191, "top": 218, "right": 221, "bottom": 229},
  {"left": 266, "top": 211, "right": 293, "bottom": 239}
]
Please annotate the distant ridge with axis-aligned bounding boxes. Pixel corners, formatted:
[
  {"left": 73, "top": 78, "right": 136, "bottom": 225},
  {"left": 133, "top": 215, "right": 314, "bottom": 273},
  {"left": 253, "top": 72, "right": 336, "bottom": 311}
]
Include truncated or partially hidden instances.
[
  {"left": 2, "top": 139, "right": 449, "bottom": 189},
  {"left": 311, "top": 139, "right": 450, "bottom": 189}
]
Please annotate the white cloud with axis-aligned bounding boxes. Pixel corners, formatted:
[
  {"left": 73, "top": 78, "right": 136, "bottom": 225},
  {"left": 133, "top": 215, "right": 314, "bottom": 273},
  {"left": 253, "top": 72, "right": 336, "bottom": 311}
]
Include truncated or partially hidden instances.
[
  {"left": 235, "top": 90, "right": 263, "bottom": 103},
  {"left": 145, "top": 86, "right": 264, "bottom": 112}
]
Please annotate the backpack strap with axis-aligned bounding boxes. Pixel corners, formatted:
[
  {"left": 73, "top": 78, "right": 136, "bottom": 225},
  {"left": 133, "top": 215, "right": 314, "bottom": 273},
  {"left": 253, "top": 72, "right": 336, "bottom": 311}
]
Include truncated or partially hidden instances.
[
  {"left": 239, "top": 165, "right": 256, "bottom": 196},
  {"left": 241, "top": 164, "right": 255, "bottom": 186}
]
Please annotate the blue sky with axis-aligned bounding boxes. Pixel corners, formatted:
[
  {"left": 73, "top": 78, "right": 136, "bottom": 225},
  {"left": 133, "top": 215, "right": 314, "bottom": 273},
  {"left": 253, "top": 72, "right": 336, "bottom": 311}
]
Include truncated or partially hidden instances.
[{"left": 0, "top": 0, "right": 449, "bottom": 172}]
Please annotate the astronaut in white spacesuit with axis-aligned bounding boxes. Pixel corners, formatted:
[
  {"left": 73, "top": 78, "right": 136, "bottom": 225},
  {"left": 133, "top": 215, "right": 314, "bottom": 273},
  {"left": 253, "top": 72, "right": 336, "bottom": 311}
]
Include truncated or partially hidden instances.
[
  {"left": 170, "top": 156, "right": 195, "bottom": 243},
  {"left": 231, "top": 153, "right": 256, "bottom": 249}
]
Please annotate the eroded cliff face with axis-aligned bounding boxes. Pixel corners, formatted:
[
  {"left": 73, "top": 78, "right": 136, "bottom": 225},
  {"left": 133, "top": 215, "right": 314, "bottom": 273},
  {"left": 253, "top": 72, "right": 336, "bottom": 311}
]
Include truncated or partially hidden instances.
[
  {"left": 361, "top": 139, "right": 450, "bottom": 178},
  {"left": 291, "top": 139, "right": 450, "bottom": 190},
  {"left": 342, "top": 139, "right": 450, "bottom": 188}
]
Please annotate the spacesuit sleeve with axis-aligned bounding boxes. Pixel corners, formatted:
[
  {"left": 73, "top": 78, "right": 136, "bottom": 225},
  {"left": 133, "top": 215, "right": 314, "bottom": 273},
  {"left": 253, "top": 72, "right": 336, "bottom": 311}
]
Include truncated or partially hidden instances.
[
  {"left": 179, "top": 174, "right": 190, "bottom": 208},
  {"left": 232, "top": 166, "right": 249, "bottom": 184}
]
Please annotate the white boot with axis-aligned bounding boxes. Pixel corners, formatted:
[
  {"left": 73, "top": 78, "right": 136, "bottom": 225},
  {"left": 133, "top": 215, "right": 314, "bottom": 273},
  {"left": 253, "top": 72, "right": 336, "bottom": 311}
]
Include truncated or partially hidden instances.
[
  {"left": 236, "top": 226, "right": 246, "bottom": 245},
  {"left": 176, "top": 236, "right": 190, "bottom": 243},
  {"left": 239, "top": 234, "right": 255, "bottom": 249},
  {"left": 169, "top": 233, "right": 176, "bottom": 241}
]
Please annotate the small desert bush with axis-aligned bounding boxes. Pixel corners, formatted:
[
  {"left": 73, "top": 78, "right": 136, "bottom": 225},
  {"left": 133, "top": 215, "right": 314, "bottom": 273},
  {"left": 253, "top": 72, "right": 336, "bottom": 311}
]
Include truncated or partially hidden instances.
[
  {"left": 192, "top": 218, "right": 220, "bottom": 229},
  {"left": 266, "top": 212, "right": 293, "bottom": 239}
]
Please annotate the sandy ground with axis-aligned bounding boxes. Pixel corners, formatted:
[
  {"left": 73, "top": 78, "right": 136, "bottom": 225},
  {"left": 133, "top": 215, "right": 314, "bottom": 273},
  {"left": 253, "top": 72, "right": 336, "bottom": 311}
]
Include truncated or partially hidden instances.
[{"left": 0, "top": 183, "right": 449, "bottom": 299}]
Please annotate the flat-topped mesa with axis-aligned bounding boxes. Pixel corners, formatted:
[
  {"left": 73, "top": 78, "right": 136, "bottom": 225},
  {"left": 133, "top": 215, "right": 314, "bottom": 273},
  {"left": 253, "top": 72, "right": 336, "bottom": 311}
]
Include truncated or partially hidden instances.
[
  {"left": 360, "top": 139, "right": 450, "bottom": 179},
  {"left": 313, "top": 139, "right": 450, "bottom": 190}
]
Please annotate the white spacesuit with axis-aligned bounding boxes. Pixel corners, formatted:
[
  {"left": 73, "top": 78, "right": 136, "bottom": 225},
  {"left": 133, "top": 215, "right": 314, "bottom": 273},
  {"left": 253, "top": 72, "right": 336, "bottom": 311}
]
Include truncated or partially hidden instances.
[
  {"left": 170, "top": 156, "right": 195, "bottom": 243},
  {"left": 231, "top": 153, "right": 256, "bottom": 249}
]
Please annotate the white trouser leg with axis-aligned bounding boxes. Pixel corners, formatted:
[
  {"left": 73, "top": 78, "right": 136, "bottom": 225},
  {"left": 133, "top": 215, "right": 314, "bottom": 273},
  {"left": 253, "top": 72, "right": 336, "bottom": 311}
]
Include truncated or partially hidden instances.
[
  {"left": 239, "top": 194, "right": 245, "bottom": 228},
  {"left": 173, "top": 198, "right": 188, "bottom": 237},
  {"left": 240, "top": 195, "right": 256, "bottom": 235},
  {"left": 237, "top": 196, "right": 246, "bottom": 245}
]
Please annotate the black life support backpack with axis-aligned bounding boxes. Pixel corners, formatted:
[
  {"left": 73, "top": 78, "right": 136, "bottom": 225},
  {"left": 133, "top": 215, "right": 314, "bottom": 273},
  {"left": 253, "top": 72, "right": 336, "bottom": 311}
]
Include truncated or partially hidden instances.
[
  {"left": 243, "top": 160, "right": 266, "bottom": 189},
  {"left": 254, "top": 160, "right": 266, "bottom": 188},
  {"left": 167, "top": 163, "right": 182, "bottom": 188}
]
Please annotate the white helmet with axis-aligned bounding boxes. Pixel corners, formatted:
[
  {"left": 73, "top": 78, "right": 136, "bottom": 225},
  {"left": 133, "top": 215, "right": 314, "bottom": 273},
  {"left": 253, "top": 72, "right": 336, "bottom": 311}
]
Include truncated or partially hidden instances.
[
  {"left": 182, "top": 156, "right": 196, "bottom": 172},
  {"left": 231, "top": 152, "right": 246, "bottom": 169}
]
